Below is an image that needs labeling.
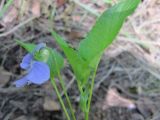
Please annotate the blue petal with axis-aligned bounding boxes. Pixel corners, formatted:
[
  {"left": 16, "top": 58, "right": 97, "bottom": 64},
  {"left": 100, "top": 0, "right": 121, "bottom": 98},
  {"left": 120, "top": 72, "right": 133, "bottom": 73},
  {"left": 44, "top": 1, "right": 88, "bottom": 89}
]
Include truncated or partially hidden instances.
[
  {"left": 14, "top": 77, "right": 28, "bottom": 88},
  {"left": 26, "top": 61, "right": 50, "bottom": 84},
  {"left": 20, "top": 53, "right": 33, "bottom": 69}
]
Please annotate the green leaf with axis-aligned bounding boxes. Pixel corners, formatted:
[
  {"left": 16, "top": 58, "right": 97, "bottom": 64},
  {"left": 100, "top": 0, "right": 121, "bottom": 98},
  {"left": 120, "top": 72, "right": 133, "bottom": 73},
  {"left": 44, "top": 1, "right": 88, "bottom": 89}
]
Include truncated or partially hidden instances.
[
  {"left": 16, "top": 40, "right": 64, "bottom": 76},
  {"left": 47, "top": 48, "right": 64, "bottom": 77},
  {"left": 51, "top": 31, "right": 91, "bottom": 85},
  {"left": 16, "top": 40, "right": 35, "bottom": 53},
  {"left": 103, "top": 0, "right": 112, "bottom": 4},
  {"left": 78, "top": 0, "right": 140, "bottom": 67}
]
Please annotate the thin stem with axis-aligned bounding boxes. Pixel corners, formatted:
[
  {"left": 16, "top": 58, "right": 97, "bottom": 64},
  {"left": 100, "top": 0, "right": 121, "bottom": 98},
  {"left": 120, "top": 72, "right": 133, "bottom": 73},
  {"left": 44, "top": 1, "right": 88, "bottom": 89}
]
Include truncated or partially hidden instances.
[
  {"left": 85, "top": 110, "right": 89, "bottom": 120},
  {"left": 85, "top": 69, "right": 97, "bottom": 120},
  {"left": 50, "top": 77, "right": 71, "bottom": 120},
  {"left": 52, "top": 50, "right": 76, "bottom": 120},
  {"left": 57, "top": 72, "right": 76, "bottom": 120}
]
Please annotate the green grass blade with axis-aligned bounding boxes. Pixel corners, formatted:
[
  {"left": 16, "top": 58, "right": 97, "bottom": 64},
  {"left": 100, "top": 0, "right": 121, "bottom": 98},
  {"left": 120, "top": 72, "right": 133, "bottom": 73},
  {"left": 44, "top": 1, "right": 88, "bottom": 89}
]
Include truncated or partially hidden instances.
[{"left": 16, "top": 40, "right": 35, "bottom": 52}]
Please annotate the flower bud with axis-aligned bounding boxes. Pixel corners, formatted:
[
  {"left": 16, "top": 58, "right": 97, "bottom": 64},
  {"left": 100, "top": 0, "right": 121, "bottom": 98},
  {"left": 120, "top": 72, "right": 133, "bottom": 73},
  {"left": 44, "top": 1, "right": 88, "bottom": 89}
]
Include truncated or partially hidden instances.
[{"left": 39, "top": 48, "right": 50, "bottom": 63}]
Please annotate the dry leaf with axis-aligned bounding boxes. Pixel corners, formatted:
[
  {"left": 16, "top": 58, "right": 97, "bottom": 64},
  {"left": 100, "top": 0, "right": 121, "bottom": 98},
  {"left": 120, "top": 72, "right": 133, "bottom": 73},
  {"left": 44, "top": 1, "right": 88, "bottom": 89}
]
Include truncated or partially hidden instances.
[
  {"left": 68, "top": 30, "right": 84, "bottom": 40},
  {"left": 1, "top": 0, "right": 40, "bottom": 27},
  {"left": 43, "top": 97, "right": 60, "bottom": 111},
  {"left": 102, "top": 88, "right": 136, "bottom": 110},
  {"left": 1, "top": 6, "right": 18, "bottom": 26},
  {"left": 56, "top": 0, "right": 66, "bottom": 7},
  {"left": 136, "top": 98, "right": 157, "bottom": 118},
  {"left": 31, "top": 0, "right": 41, "bottom": 17}
]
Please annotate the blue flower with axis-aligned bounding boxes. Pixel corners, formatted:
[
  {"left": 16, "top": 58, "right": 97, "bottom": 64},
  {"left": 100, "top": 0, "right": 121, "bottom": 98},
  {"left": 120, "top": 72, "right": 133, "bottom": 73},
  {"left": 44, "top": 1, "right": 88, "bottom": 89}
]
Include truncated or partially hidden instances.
[{"left": 14, "top": 43, "right": 50, "bottom": 88}]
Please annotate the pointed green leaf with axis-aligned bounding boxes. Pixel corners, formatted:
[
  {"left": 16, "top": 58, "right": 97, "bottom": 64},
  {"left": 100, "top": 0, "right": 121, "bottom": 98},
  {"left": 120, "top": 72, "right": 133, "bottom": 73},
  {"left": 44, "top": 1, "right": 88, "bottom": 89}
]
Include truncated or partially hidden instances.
[
  {"left": 16, "top": 40, "right": 35, "bottom": 53},
  {"left": 78, "top": 0, "right": 140, "bottom": 66},
  {"left": 51, "top": 31, "right": 91, "bottom": 84}
]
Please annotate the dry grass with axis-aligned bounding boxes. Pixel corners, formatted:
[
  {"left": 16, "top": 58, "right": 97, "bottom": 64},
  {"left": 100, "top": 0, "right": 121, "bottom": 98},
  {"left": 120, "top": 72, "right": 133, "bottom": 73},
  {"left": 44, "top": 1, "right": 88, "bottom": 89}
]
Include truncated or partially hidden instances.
[{"left": 0, "top": 0, "right": 160, "bottom": 119}]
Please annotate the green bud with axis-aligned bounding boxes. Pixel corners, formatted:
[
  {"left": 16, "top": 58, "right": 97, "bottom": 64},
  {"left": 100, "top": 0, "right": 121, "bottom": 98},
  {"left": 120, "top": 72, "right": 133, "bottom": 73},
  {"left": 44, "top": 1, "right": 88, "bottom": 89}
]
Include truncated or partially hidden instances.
[
  {"left": 34, "top": 47, "right": 50, "bottom": 63},
  {"left": 39, "top": 48, "right": 50, "bottom": 62}
]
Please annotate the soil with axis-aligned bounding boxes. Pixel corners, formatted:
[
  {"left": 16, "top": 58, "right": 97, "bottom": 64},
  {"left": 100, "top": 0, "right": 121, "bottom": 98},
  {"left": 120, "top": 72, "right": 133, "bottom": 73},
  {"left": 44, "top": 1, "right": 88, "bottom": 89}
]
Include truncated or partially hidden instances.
[{"left": 0, "top": 0, "right": 160, "bottom": 120}]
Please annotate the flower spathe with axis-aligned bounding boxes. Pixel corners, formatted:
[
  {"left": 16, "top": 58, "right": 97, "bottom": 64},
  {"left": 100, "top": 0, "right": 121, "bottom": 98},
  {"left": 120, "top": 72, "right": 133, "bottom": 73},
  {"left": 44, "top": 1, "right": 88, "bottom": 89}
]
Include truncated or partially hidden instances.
[{"left": 14, "top": 43, "right": 50, "bottom": 88}]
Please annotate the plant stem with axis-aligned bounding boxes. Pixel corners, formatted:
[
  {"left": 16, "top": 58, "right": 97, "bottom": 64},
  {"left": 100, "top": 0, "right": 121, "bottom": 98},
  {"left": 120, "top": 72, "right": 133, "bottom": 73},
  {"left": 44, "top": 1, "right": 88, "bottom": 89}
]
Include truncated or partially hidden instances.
[
  {"left": 85, "top": 69, "right": 97, "bottom": 120},
  {"left": 57, "top": 72, "right": 76, "bottom": 120},
  {"left": 50, "top": 77, "right": 71, "bottom": 120},
  {"left": 85, "top": 110, "right": 89, "bottom": 120},
  {"left": 52, "top": 50, "right": 76, "bottom": 120}
]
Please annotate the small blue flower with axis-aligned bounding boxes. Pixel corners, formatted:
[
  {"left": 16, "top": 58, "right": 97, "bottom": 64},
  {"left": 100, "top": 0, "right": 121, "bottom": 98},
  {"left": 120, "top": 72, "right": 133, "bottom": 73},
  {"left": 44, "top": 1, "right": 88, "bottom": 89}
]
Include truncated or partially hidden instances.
[{"left": 14, "top": 43, "right": 50, "bottom": 88}]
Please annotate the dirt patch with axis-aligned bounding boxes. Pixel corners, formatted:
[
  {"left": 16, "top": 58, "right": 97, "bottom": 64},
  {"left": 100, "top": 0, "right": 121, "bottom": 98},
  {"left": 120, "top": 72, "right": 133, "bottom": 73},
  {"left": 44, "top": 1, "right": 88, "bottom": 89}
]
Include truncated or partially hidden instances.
[{"left": 0, "top": 0, "right": 160, "bottom": 120}]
